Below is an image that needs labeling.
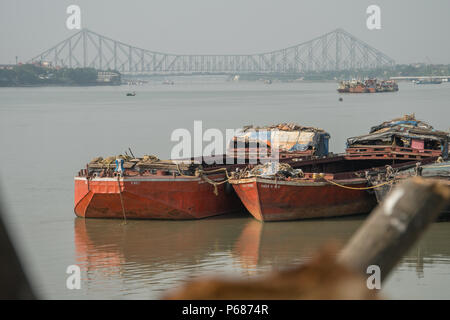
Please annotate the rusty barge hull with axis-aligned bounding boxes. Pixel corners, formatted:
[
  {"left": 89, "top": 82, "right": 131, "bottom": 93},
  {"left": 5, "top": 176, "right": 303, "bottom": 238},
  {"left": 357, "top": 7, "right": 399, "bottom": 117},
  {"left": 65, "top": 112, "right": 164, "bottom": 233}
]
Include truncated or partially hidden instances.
[
  {"left": 74, "top": 174, "right": 244, "bottom": 220},
  {"left": 231, "top": 177, "right": 376, "bottom": 222},
  {"left": 338, "top": 87, "right": 376, "bottom": 93}
]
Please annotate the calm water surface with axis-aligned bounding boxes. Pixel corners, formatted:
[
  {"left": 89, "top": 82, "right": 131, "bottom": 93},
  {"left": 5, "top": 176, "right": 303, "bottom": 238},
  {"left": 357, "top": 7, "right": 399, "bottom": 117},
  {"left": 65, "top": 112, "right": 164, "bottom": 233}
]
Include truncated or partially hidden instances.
[{"left": 0, "top": 79, "right": 449, "bottom": 299}]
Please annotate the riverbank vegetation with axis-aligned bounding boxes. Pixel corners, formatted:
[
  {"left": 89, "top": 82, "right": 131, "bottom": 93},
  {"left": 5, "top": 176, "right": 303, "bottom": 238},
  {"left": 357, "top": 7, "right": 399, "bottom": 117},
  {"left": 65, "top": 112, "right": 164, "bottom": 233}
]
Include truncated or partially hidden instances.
[{"left": 0, "top": 64, "right": 121, "bottom": 87}]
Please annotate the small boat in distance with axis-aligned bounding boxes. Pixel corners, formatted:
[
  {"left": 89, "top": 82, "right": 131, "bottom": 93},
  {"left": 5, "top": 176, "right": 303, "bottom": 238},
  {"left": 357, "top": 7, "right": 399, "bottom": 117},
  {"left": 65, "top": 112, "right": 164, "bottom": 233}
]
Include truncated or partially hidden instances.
[
  {"left": 338, "top": 79, "right": 398, "bottom": 93},
  {"left": 413, "top": 78, "right": 443, "bottom": 85},
  {"left": 126, "top": 91, "right": 136, "bottom": 96}
]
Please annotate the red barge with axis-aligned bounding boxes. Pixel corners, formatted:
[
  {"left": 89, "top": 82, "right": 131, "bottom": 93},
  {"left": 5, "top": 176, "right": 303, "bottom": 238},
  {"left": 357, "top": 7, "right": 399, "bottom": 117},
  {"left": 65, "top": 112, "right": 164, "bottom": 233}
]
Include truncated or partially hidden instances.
[
  {"left": 229, "top": 157, "right": 428, "bottom": 222},
  {"left": 74, "top": 171, "right": 243, "bottom": 220},
  {"left": 231, "top": 175, "right": 375, "bottom": 222},
  {"left": 230, "top": 115, "right": 449, "bottom": 222}
]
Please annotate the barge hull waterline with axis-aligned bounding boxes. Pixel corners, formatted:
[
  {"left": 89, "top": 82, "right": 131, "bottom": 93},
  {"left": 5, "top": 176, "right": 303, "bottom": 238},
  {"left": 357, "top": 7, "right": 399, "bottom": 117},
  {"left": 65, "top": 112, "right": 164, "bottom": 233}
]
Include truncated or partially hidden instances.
[
  {"left": 74, "top": 175, "right": 245, "bottom": 220},
  {"left": 231, "top": 177, "right": 377, "bottom": 222}
]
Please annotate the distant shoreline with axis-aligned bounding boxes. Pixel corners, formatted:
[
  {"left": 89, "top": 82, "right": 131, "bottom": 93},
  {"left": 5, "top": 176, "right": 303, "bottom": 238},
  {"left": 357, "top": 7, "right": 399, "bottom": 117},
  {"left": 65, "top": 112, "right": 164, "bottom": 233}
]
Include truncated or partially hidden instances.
[
  {"left": 0, "top": 64, "right": 121, "bottom": 88},
  {"left": 0, "top": 83, "right": 121, "bottom": 88}
]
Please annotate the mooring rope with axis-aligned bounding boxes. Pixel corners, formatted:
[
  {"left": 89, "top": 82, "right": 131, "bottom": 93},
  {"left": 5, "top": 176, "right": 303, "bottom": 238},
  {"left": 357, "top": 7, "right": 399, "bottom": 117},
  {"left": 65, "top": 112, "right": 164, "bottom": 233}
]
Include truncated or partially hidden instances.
[
  {"left": 117, "top": 176, "right": 127, "bottom": 224},
  {"left": 175, "top": 163, "right": 197, "bottom": 178},
  {"left": 323, "top": 176, "right": 396, "bottom": 190},
  {"left": 199, "top": 167, "right": 232, "bottom": 179},
  {"left": 178, "top": 163, "right": 403, "bottom": 192},
  {"left": 199, "top": 174, "right": 230, "bottom": 196},
  {"left": 175, "top": 163, "right": 232, "bottom": 196},
  {"left": 323, "top": 162, "right": 449, "bottom": 190}
]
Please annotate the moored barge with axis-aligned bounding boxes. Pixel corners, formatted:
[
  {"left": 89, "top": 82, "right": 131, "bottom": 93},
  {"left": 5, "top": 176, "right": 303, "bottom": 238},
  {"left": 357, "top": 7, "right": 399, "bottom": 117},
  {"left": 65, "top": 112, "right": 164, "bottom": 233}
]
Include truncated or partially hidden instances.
[
  {"left": 230, "top": 175, "right": 375, "bottom": 222},
  {"left": 230, "top": 115, "right": 449, "bottom": 222},
  {"left": 229, "top": 158, "right": 424, "bottom": 222},
  {"left": 75, "top": 165, "right": 243, "bottom": 220}
]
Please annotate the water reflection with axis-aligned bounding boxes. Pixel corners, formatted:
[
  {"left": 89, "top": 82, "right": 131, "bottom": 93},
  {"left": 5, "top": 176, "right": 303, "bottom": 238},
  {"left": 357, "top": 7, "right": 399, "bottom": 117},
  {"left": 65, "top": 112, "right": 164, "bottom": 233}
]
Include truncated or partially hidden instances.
[
  {"left": 73, "top": 216, "right": 450, "bottom": 299},
  {"left": 400, "top": 222, "right": 450, "bottom": 278},
  {"left": 233, "top": 217, "right": 364, "bottom": 270},
  {"left": 74, "top": 215, "right": 250, "bottom": 297},
  {"left": 74, "top": 215, "right": 247, "bottom": 270}
]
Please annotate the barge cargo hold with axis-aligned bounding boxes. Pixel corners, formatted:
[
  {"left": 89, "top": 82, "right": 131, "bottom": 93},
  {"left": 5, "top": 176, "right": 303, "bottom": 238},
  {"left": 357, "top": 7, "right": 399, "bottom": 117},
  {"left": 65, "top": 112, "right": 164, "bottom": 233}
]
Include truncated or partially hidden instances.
[
  {"left": 229, "top": 157, "right": 434, "bottom": 222},
  {"left": 228, "top": 123, "right": 330, "bottom": 160},
  {"left": 346, "top": 115, "right": 449, "bottom": 161}
]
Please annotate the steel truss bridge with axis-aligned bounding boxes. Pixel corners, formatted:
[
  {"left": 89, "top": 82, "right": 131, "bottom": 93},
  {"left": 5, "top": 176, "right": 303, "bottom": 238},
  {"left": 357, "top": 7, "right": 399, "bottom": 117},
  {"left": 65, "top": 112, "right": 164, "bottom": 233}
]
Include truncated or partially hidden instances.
[{"left": 29, "top": 28, "right": 395, "bottom": 75}]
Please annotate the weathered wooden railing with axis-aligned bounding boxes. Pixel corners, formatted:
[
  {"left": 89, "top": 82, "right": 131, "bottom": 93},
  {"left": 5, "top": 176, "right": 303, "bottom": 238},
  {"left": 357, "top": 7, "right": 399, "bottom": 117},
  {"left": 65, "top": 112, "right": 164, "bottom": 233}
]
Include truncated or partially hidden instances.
[{"left": 345, "top": 145, "right": 442, "bottom": 160}]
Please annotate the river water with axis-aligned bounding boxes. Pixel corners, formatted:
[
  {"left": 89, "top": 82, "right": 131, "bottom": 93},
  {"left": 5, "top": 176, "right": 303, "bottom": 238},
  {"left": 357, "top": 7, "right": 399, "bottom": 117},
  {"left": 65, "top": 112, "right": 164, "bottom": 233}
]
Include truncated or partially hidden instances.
[{"left": 0, "top": 79, "right": 449, "bottom": 299}]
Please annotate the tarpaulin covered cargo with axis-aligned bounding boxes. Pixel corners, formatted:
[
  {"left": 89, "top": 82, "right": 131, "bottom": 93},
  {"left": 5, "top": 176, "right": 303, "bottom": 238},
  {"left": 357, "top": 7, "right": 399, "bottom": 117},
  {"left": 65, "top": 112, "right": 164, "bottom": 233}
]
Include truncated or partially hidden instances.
[
  {"left": 230, "top": 123, "right": 330, "bottom": 157},
  {"left": 346, "top": 114, "right": 449, "bottom": 158}
]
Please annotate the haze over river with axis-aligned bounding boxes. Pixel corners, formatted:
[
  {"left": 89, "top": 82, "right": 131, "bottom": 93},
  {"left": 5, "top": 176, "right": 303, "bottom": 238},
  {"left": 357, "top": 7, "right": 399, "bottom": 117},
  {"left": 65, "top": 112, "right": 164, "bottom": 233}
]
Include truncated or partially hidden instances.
[{"left": 1, "top": 78, "right": 449, "bottom": 299}]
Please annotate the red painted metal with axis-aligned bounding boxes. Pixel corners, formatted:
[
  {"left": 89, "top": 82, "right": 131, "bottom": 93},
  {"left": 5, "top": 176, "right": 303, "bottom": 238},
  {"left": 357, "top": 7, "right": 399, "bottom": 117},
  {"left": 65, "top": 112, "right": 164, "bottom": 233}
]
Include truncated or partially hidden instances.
[
  {"left": 74, "top": 173, "right": 245, "bottom": 220},
  {"left": 231, "top": 176, "right": 377, "bottom": 222}
]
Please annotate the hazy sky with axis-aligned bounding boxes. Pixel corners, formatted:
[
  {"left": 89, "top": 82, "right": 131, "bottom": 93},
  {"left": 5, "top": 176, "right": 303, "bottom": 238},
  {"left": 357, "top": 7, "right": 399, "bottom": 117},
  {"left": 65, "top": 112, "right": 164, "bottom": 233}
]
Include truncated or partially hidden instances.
[{"left": 1, "top": 0, "right": 449, "bottom": 65}]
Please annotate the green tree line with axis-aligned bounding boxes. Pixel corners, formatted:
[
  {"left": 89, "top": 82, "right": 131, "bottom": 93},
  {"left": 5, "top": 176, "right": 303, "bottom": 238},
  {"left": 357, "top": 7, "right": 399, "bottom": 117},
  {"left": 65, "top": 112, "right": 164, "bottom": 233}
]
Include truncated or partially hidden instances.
[{"left": 0, "top": 64, "right": 120, "bottom": 86}]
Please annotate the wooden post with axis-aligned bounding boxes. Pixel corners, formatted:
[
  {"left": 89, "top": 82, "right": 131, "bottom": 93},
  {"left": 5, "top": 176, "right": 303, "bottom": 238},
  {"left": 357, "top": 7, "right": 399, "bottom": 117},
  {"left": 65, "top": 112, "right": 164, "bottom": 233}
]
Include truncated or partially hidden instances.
[{"left": 338, "top": 177, "right": 450, "bottom": 281}]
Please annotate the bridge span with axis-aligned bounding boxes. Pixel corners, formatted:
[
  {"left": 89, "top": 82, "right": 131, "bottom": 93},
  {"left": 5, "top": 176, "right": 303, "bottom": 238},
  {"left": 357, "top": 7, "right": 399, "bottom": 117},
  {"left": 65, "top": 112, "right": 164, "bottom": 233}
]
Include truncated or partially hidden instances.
[{"left": 29, "top": 28, "right": 395, "bottom": 75}]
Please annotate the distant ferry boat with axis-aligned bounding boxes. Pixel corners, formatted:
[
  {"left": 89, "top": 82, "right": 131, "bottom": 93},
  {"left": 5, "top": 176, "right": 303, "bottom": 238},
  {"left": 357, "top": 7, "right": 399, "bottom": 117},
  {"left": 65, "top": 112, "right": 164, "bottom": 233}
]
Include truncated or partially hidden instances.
[
  {"left": 413, "top": 78, "right": 442, "bottom": 85},
  {"left": 337, "top": 79, "right": 398, "bottom": 93}
]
